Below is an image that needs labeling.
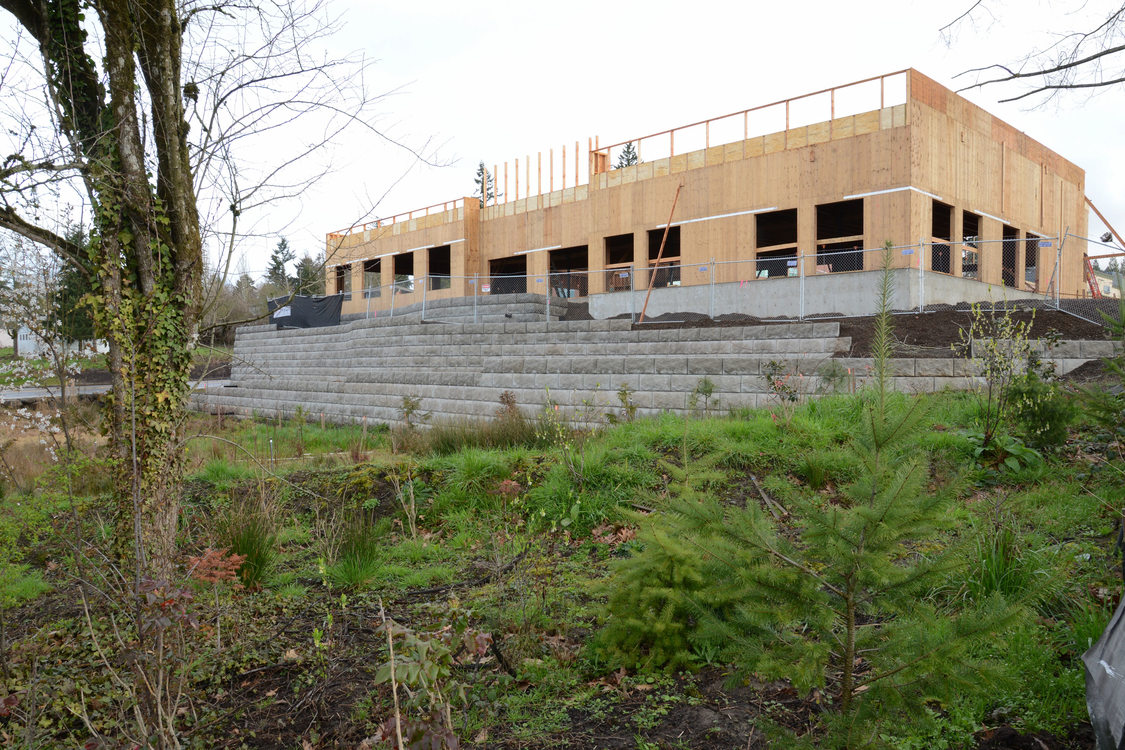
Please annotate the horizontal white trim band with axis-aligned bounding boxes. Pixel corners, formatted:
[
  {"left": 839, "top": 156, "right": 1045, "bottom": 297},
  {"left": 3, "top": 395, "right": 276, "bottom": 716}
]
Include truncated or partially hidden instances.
[
  {"left": 514, "top": 244, "right": 563, "bottom": 255},
  {"left": 842, "top": 186, "right": 941, "bottom": 201},
  {"left": 656, "top": 206, "right": 779, "bottom": 229}
]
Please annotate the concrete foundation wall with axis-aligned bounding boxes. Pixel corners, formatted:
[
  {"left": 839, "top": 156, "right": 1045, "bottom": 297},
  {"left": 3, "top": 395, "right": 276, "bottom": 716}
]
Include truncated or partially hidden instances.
[{"left": 588, "top": 269, "right": 1047, "bottom": 320}]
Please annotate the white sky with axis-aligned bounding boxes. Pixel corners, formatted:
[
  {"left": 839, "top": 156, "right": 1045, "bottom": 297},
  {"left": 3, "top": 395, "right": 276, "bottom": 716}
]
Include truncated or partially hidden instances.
[{"left": 241, "top": 0, "right": 1125, "bottom": 277}]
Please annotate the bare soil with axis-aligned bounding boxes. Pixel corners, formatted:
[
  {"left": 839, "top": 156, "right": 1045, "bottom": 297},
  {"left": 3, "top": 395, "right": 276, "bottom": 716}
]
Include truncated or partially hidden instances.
[{"left": 627, "top": 308, "right": 1109, "bottom": 358}]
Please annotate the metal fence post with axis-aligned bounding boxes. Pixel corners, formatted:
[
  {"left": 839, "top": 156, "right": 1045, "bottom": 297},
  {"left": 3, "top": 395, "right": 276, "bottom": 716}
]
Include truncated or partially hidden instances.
[
  {"left": 709, "top": 258, "right": 716, "bottom": 319},
  {"left": 798, "top": 252, "right": 805, "bottom": 321},
  {"left": 366, "top": 289, "right": 371, "bottom": 319},
  {"left": 544, "top": 274, "right": 550, "bottom": 330},
  {"left": 630, "top": 266, "right": 636, "bottom": 324},
  {"left": 389, "top": 283, "right": 396, "bottom": 319},
  {"left": 918, "top": 238, "right": 925, "bottom": 313},
  {"left": 473, "top": 274, "right": 479, "bottom": 323},
  {"left": 421, "top": 275, "right": 428, "bottom": 322}
]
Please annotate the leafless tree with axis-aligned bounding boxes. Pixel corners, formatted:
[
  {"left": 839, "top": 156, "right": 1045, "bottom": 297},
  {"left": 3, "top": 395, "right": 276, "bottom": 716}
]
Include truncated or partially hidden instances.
[
  {"left": 0, "top": 3, "right": 424, "bottom": 743},
  {"left": 945, "top": 2, "right": 1125, "bottom": 103}
]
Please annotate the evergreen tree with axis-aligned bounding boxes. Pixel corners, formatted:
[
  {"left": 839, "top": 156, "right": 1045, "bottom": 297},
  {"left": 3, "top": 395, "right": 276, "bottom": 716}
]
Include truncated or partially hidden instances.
[
  {"left": 614, "top": 142, "right": 639, "bottom": 169},
  {"left": 266, "top": 238, "right": 296, "bottom": 289},
  {"left": 597, "top": 244, "right": 1019, "bottom": 735},
  {"left": 473, "top": 161, "right": 498, "bottom": 207},
  {"left": 293, "top": 253, "right": 325, "bottom": 296},
  {"left": 55, "top": 261, "right": 96, "bottom": 343}
]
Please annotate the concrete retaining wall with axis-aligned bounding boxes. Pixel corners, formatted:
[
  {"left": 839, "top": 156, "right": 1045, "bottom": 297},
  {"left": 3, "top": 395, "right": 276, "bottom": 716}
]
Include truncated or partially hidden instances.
[
  {"left": 588, "top": 269, "right": 1045, "bottom": 320},
  {"left": 192, "top": 309, "right": 1107, "bottom": 426}
]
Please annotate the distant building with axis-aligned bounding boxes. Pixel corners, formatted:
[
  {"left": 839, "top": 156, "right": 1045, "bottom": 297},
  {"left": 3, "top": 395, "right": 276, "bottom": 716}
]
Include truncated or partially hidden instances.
[{"left": 1092, "top": 269, "right": 1122, "bottom": 299}]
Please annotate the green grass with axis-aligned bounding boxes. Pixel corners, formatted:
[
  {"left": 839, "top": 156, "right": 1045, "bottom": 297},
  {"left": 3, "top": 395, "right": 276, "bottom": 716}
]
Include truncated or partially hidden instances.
[
  {"left": 4, "top": 379, "right": 1121, "bottom": 748},
  {"left": 0, "top": 563, "right": 52, "bottom": 605}
]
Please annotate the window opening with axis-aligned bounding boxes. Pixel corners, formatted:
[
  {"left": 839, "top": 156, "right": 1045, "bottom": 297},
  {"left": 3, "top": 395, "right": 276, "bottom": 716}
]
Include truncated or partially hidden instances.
[
  {"left": 393, "top": 253, "right": 414, "bottom": 294},
  {"left": 550, "top": 245, "right": 590, "bottom": 298},
  {"left": 647, "top": 226, "right": 681, "bottom": 288},
  {"left": 428, "top": 245, "right": 451, "bottom": 290},
  {"left": 756, "top": 248, "right": 798, "bottom": 279},
  {"left": 489, "top": 255, "right": 527, "bottom": 295},
  {"left": 961, "top": 211, "right": 980, "bottom": 280},
  {"left": 335, "top": 264, "right": 351, "bottom": 300},
  {"left": 930, "top": 201, "right": 953, "bottom": 274},
  {"left": 816, "top": 200, "right": 863, "bottom": 273},
  {"left": 757, "top": 208, "right": 798, "bottom": 248},
  {"left": 604, "top": 233, "right": 634, "bottom": 292},
  {"left": 1002, "top": 225, "right": 1019, "bottom": 288},
  {"left": 363, "top": 258, "right": 381, "bottom": 298},
  {"left": 1024, "top": 233, "right": 1040, "bottom": 290}
]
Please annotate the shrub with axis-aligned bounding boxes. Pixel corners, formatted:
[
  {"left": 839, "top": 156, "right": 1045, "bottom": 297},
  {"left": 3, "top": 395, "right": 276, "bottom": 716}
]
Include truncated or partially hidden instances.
[
  {"left": 1007, "top": 371, "right": 1075, "bottom": 451},
  {"left": 591, "top": 523, "right": 742, "bottom": 671}
]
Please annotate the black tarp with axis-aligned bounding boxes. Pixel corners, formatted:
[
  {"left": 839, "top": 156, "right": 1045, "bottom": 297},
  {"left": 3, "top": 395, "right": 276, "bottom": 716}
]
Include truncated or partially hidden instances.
[
  {"left": 267, "top": 294, "right": 343, "bottom": 329},
  {"left": 1084, "top": 597, "right": 1125, "bottom": 749}
]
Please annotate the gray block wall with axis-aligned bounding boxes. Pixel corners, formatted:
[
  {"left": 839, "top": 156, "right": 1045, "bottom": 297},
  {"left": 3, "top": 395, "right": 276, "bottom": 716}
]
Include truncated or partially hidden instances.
[{"left": 192, "top": 297, "right": 1105, "bottom": 425}]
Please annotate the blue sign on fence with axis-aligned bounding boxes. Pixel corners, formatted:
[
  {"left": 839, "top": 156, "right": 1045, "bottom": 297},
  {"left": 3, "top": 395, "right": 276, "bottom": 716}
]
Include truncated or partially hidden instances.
[
  {"left": 787, "top": 260, "right": 797, "bottom": 267},
  {"left": 902, "top": 249, "right": 914, "bottom": 255},
  {"left": 1039, "top": 240, "right": 1053, "bottom": 248}
]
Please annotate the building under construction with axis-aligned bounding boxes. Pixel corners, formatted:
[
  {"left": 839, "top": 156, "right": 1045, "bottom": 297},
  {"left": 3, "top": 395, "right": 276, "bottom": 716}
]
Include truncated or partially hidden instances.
[{"left": 324, "top": 69, "right": 1088, "bottom": 318}]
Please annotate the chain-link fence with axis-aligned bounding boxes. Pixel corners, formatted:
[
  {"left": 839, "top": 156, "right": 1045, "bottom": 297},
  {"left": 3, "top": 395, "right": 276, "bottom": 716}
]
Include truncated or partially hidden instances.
[{"left": 336, "top": 233, "right": 1121, "bottom": 328}]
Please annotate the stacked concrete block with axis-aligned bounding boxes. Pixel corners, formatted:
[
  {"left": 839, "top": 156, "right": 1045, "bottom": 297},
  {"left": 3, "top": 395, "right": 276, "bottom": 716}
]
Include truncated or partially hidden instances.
[{"left": 193, "top": 307, "right": 1107, "bottom": 426}]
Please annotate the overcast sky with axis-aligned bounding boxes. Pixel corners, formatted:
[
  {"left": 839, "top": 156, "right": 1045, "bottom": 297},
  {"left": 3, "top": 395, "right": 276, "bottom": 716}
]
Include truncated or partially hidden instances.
[{"left": 240, "top": 0, "right": 1125, "bottom": 276}]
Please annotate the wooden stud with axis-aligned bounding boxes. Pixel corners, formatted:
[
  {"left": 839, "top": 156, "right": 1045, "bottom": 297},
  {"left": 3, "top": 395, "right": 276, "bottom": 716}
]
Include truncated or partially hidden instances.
[
  {"left": 504, "top": 162, "right": 508, "bottom": 203},
  {"left": 493, "top": 164, "right": 499, "bottom": 205}
]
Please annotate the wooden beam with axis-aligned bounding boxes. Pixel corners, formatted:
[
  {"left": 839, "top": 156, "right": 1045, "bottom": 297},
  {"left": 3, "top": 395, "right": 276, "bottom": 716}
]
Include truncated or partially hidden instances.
[
  {"left": 639, "top": 183, "right": 684, "bottom": 324},
  {"left": 1086, "top": 195, "right": 1125, "bottom": 249}
]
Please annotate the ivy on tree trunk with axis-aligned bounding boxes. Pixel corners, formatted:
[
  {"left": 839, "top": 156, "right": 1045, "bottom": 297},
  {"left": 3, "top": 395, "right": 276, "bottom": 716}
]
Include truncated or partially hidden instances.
[{"left": 0, "top": 0, "right": 202, "bottom": 579}]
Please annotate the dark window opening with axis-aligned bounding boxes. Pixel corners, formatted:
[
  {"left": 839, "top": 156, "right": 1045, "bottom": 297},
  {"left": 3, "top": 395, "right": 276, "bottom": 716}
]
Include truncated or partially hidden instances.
[
  {"left": 605, "top": 233, "right": 634, "bottom": 266},
  {"left": 363, "top": 258, "right": 381, "bottom": 298},
  {"left": 604, "top": 233, "right": 635, "bottom": 292},
  {"left": 393, "top": 253, "right": 414, "bottom": 294},
  {"left": 647, "top": 227, "right": 681, "bottom": 288},
  {"left": 815, "top": 200, "right": 863, "bottom": 273},
  {"left": 428, "top": 245, "right": 451, "bottom": 290},
  {"left": 1024, "top": 233, "right": 1041, "bottom": 288},
  {"left": 962, "top": 211, "right": 980, "bottom": 279},
  {"left": 816, "top": 241, "right": 864, "bottom": 273},
  {"left": 931, "top": 201, "right": 953, "bottom": 241},
  {"left": 550, "top": 245, "right": 589, "bottom": 298},
  {"left": 757, "top": 208, "right": 797, "bottom": 248},
  {"left": 489, "top": 255, "right": 527, "bottom": 295},
  {"left": 816, "top": 199, "right": 863, "bottom": 241},
  {"left": 930, "top": 201, "right": 953, "bottom": 274},
  {"left": 931, "top": 244, "right": 951, "bottom": 274},
  {"left": 756, "top": 248, "right": 798, "bottom": 279},
  {"left": 335, "top": 264, "right": 351, "bottom": 301},
  {"left": 1002, "top": 225, "right": 1019, "bottom": 288}
]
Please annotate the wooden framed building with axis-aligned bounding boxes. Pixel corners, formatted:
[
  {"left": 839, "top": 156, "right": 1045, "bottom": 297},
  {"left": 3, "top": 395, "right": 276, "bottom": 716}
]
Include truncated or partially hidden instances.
[{"left": 325, "top": 69, "right": 1087, "bottom": 316}]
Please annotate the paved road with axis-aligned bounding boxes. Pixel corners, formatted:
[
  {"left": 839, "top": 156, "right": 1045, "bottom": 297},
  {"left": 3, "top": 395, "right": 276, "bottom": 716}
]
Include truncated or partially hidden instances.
[{"left": 0, "top": 379, "right": 232, "bottom": 404}]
